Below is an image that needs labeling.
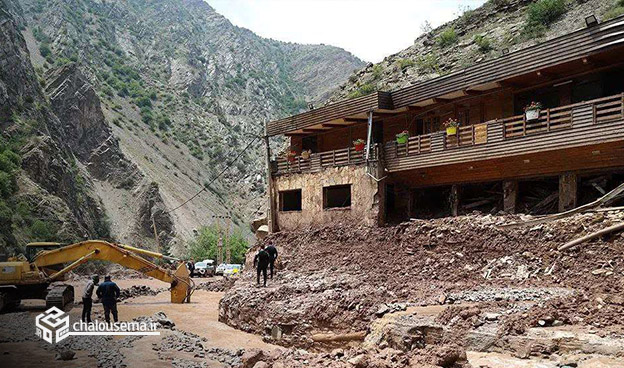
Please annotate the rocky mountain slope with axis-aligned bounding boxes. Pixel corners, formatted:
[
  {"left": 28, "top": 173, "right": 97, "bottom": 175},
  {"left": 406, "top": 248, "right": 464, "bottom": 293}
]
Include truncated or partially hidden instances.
[
  {"left": 0, "top": 0, "right": 363, "bottom": 255},
  {"left": 329, "top": 0, "right": 619, "bottom": 102}
]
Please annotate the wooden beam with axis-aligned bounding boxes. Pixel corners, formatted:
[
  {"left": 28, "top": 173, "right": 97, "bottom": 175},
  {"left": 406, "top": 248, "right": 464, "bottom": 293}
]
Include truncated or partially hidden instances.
[
  {"left": 432, "top": 97, "right": 453, "bottom": 104},
  {"left": 301, "top": 127, "right": 331, "bottom": 133},
  {"left": 322, "top": 123, "right": 351, "bottom": 128},
  {"left": 536, "top": 70, "right": 558, "bottom": 79},
  {"left": 462, "top": 89, "right": 483, "bottom": 96},
  {"left": 343, "top": 118, "right": 369, "bottom": 123}
]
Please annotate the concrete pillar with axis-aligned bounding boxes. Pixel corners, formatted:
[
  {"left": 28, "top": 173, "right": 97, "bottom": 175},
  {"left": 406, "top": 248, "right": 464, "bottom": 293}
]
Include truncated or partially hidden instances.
[
  {"left": 450, "top": 185, "right": 460, "bottom": 217},
  {"left": 503, "top": 181, "right": 518, "bottom": 213},
  {"left": 559, "top": 172, "right": 578, "bottom": 212}
]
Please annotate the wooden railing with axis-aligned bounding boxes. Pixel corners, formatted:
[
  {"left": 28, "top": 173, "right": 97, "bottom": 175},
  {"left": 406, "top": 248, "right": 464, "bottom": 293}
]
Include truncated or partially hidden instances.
[
  {"left": 275, "top": 93, "right": 624, "bottom": 176},
  {"left": 592, "top": 93, "right": 624, "bottom": 123},
  {"left": 445, "top": 123, "right": 488, "bottom": 148},
  {"left": 384, "top": 134, "right": 432, "bottom": 159},
  {"left": 273, "top": 145, "right": 378, "bottom": 175},
  {"left": 503, "top": 93, "right": 624, "bottom": 139}
]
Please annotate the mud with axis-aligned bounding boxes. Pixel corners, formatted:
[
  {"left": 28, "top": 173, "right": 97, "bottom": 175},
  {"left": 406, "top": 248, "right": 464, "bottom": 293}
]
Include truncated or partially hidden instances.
[{"left": 219, "top": 212, "right": 624, "bottom": 365}]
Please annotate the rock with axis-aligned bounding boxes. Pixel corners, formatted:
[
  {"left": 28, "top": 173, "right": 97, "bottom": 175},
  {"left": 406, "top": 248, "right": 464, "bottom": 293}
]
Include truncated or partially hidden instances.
[
  {"left": 252, "top": 362, "right": 268, "bottom": 368},
  {"left": 153, "top": 311, "right": 175, "bottom": 329},
  {"left": 241, "top": 349, "right": 265, "bottom": 368},
  {"left": 55, "top": 350, "right": 75, "bottom": 361},
  {"left": 331, "top": 348, "right": 344, "bottom": 358},
  {"left": 347, "top": 354, "right": 368, "bottom": 367},
  {"left": 484, "top": 312, "right": 500, "bottom": 321},
  {"left": 271, "top": 325, "right": 282, "bottom": 340},
  {"left": 375, "top": 304, "right": 390, "bottom": 317},
  {"left": 438, "top": 294, "right": 447, "bottom": 305}
]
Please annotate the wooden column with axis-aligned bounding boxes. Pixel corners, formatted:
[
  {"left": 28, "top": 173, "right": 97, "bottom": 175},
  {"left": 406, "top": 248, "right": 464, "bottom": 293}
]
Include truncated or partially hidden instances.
[
  {"left": 450, "top": 185, "right": 460, "bottom": 217},
  {"left": 558, "top": 172, "right": 578, "bottom": 212},
  {"left": 406, "top": 189, "right": 413, "bottom": 219},
  {"left": 503, "top": 181, "right": 518, "bottom": 214},
  {"left": 264, "top": 122, "right": 278, "bottom": 232}
]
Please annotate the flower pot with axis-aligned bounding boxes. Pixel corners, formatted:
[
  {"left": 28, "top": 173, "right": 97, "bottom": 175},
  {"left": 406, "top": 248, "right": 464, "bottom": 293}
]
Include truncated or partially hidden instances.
[
  {"left": 301, "top": 152, "right": 311, "bottom": 160},
  {"left": 396, "top": 135, "right": 408, "bottom": 144},
  {"left": 446, "top": 126, "right": 457, "bottom": 135},
  {"left": 525, "top": 109, "right": 540, "bottom": 121},
  {"left": 354, "top": 143, "right": 365, "bottom": 152},
  {"left": 287, "top": 156, "right": 296, "bottom": 163}
]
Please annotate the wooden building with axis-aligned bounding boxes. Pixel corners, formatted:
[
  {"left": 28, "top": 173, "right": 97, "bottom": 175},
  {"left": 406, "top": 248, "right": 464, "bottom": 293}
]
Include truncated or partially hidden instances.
[{"left": 265, "top": 16, "right": 624, "bottom": 232}]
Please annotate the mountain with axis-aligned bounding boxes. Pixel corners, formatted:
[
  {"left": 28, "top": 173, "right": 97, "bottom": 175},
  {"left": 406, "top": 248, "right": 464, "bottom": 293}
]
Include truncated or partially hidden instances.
[
  {"left": 329, "top": 0, "right": 618, "bottom": 102},
  {"left": 0, "top": 0, "right": 364, "bottom": 255}
]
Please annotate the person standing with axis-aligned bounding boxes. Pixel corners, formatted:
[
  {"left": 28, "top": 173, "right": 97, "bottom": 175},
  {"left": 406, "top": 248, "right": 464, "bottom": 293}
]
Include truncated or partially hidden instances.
[
  {"left": 96, "top": 275, "right": 121, "bottom": 323},
  {"left": 265, "top": 243, "right": 278, "bottom": 279},
  {"left": 253, "top": 245, "right": 270, "bottom": 287},
  {"left": 82, "top": 275, "right": 99, "bottom": 323}
]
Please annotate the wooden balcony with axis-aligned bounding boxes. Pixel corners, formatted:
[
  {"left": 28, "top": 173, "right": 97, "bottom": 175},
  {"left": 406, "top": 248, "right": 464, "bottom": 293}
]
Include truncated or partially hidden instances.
[
  {"left": 273, "top": 145, "right": 379, "bottom": 175},
  {"left": 383, "top": 93, "right": 624, "bottom": 173}
]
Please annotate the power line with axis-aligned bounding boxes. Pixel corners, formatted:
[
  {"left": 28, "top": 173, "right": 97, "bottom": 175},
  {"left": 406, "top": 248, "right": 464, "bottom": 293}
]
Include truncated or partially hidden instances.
[{"left": 166, "top": 135, "right": 261, "bottom": 214}]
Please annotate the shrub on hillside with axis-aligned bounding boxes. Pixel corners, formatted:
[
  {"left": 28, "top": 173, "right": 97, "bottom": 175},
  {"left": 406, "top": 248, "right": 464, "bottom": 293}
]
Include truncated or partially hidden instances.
[
  {"left": 398, "top": 59, "right": 415, "bottom": 70},
  {"left": 474, "top": 35, "right": 492, "bottom": 53},
  {"left": 521, "top": 0, "right": 568, "bottom": 38},
  {"left": 437, "top": 28, "right": 458, "bottom": 47}
]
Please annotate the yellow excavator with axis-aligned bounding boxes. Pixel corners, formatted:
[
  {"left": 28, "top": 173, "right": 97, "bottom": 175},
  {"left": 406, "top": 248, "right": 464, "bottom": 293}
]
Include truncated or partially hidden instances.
[{"left": 0, "top": 240, "right": 193, "bottom": 312}]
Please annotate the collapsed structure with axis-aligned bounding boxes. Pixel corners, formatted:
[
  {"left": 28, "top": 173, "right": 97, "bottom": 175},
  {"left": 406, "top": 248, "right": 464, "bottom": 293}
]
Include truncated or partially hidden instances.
[{"left": 264, "top": 15, "right": 624, "bottom": 231}]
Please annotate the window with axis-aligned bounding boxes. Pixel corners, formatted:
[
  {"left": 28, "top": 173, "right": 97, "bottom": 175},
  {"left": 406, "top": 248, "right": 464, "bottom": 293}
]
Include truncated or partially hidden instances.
[
  {"left": 323, "top": 184, "right": 351, "bottom": 209},
  {"left": 279, "top": 190, "right": 302, "bottom": 211}
]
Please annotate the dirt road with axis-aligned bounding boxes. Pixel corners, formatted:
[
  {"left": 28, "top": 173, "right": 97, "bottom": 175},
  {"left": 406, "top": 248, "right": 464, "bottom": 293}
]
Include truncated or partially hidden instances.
[{"left": 0, "top": 278, "right": 277, "bottom": 368}]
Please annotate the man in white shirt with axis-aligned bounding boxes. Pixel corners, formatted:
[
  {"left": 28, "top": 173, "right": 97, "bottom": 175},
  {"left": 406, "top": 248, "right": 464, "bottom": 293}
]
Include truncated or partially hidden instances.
[{"left": 82, "top": 275, "right": 99, "bottom": 323}]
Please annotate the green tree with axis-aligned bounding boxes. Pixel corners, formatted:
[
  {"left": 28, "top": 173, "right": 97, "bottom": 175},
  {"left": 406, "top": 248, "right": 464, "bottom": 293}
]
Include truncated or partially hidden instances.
[{"left": 188, "top": 224, "right": 249, "bottom": 264}]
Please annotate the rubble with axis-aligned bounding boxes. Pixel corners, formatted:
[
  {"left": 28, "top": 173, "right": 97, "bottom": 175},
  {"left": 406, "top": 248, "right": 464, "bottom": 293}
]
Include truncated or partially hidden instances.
[
  {"left": 118, "top": 285, "right": 166, "bottom": 301},
  {"left": 221, "top": 212, "right": 624, "bottom": 353}
]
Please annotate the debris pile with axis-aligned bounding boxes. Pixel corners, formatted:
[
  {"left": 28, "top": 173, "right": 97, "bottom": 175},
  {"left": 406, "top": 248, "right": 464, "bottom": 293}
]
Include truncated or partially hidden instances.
[
  {"left": 239, "top": 345, "right": 470, "bottom": 368},
  {"left": 221, "top": 212, "right": 624, "bottom": 349},
  {"left": 118, "top": 285, "right": 166, "bottom": 301},
  {"left": 197, "top": 277, "right": 236, "bottom": 292}
]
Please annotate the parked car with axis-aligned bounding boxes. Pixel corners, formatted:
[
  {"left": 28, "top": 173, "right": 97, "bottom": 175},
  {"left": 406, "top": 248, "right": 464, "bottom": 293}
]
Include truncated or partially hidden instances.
[
  {"left": 223, "top": 264, "right": 242, "bottom": 276},
  {"left": 193, "top": 259, "right": 215, "bottom": 277},
  {"left": 215, "top": 263, "right": 228, "bottom": 276}
]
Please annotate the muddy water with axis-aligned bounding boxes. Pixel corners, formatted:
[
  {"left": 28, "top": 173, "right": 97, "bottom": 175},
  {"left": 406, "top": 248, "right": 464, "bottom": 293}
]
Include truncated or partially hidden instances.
[{"left": 2, "top": 278, "right": 277, "bottom": 367}]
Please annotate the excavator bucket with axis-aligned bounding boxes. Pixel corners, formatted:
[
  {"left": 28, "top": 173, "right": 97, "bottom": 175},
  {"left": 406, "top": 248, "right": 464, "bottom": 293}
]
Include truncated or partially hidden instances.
[{"left": 171, "top": 262, "right": 191, "bottom": 303}]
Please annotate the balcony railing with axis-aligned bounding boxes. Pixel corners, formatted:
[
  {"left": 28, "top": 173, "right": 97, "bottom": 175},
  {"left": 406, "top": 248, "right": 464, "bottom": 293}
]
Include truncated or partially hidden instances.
[
  {"left": 384, "top": 92, "right": 624, "bottom": 161},
  {"left": 273, "top": 145, "right": 378, "bottom": 175}
]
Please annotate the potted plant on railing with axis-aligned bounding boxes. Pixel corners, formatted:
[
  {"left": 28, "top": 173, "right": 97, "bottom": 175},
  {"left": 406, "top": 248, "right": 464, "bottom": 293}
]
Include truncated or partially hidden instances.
[
  {"left": 301, "top": 149, "right": 311, "bottom": 160},
  {"left": 353, "top": 138, "right": 366, "bottom": 152},
  {"left": 287, "top": 150, "right": 297, "bottom": 163},
  {"left": 524, "top": 101, "right": 542, "bottom": 121},
  {"left": 444, "top": 118, "right": 460, "bottom": 135},
  {"left": 396, "top": 130, "right": 409, "bottom": 144}
]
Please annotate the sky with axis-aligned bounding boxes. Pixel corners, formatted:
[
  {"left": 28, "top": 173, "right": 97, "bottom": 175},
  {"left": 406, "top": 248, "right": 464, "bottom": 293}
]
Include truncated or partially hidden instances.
[{"left": 207, "top": 0, "right": 487, "bottom": 63}]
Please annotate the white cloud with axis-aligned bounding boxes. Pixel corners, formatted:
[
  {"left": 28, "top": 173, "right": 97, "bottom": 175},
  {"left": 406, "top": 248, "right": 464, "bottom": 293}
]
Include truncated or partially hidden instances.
[{"left": 207, "top": 0, "right": 487, "bottom": 63}]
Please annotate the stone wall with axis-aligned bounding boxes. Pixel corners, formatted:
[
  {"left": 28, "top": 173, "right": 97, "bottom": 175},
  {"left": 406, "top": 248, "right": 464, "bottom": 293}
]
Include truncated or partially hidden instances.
[{"left": 273, "top": 165, "right": 380, "bottom": 231}]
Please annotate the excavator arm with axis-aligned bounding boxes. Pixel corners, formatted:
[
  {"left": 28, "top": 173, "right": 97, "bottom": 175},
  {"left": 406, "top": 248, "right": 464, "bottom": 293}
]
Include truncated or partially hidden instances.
[{"left": 33, "top": 240, "right": 192, "bottom": 303}]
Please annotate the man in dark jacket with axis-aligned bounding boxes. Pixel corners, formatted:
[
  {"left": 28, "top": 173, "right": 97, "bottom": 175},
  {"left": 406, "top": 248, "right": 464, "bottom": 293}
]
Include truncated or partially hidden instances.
[
  {"left": 96, "top": 275, "right": 121, "bottom": 323},
  {"left": 82, "top": 275, "right": 99, "bottom": 323},
  {"left": 265, "top": 243, "right": 278, "bottom": 279},
  {"left": 253, "top": 245, "right": 270, "bottom": 287}
]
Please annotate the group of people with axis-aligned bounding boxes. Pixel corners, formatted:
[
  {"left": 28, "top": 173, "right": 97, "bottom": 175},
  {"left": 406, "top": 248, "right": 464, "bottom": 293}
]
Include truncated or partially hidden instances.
[
  {"left": 253, "top": 243, "right": 278, "bottom": 287},
  {"left": 82, "top": 275, "right": 121, "bottom": 324}
]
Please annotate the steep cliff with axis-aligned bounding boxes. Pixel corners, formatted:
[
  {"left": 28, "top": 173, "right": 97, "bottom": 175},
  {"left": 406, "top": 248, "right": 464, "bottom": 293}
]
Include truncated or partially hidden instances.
[
  {"left": 1, "top": 0, "right": 364, "bottom": 254},
  {"left": 10, "top": 0, "right": 363, "bottom": 250}
]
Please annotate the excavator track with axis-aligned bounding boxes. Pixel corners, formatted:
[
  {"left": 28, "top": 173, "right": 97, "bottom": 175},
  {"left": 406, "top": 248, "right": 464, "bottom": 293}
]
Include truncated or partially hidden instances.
[{"left": 45, "top": 284, "right": 74, "bottom": 310}]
